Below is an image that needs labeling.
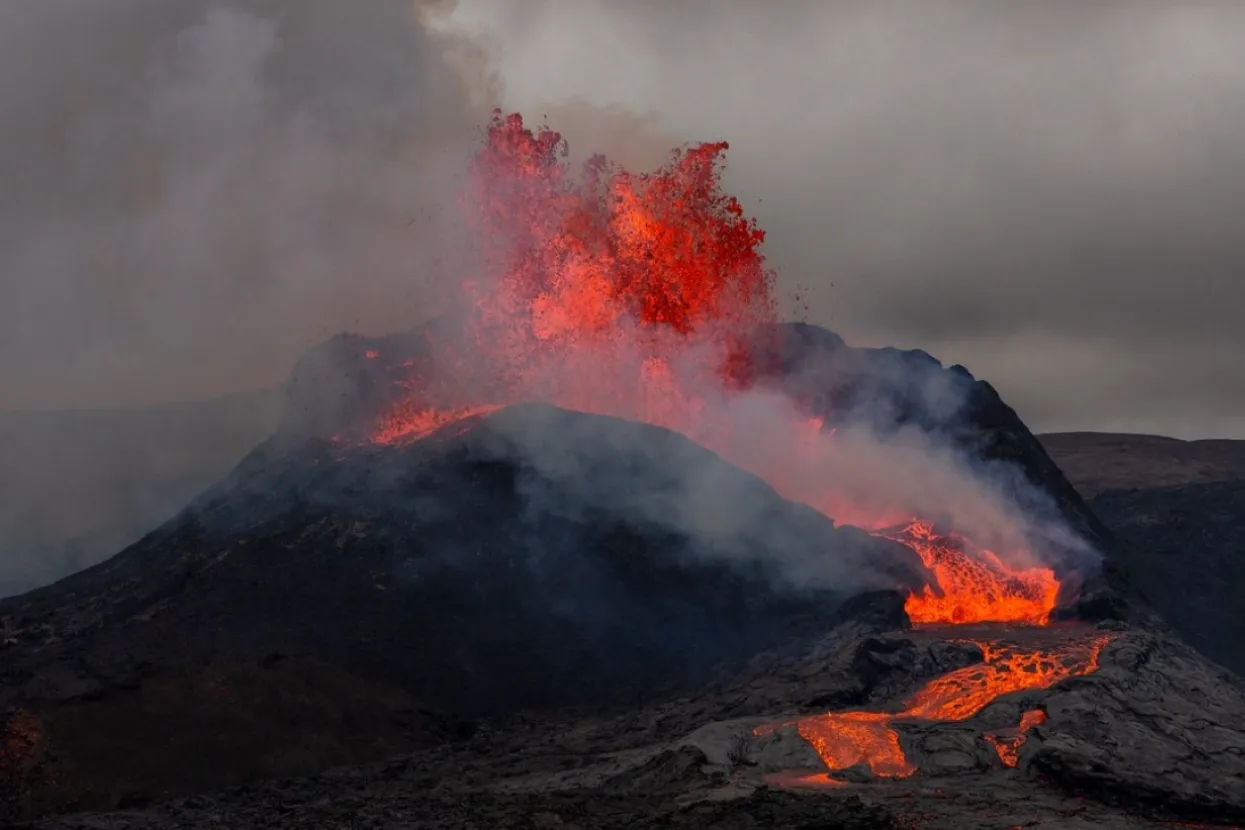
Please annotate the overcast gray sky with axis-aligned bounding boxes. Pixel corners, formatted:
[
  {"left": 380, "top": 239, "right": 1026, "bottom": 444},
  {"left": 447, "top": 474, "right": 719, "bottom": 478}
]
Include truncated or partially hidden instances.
[{"left": 3, "top": 0, "right": 1245, "bottom": 438}]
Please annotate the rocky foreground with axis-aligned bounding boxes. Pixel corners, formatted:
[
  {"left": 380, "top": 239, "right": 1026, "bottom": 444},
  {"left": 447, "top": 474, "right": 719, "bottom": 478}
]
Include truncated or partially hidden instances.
[{"left": 19, "top": 606, "right": 1245, "bottom": 829}]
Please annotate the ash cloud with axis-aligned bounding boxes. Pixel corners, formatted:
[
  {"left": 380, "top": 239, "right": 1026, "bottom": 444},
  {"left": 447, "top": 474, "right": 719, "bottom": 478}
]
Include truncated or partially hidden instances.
[{"left": 447, "top": 0, "right": 1245, "bottom": 438}]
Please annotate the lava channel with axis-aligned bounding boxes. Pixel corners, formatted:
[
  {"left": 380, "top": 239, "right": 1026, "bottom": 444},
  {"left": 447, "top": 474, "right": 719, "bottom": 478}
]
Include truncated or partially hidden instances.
[{"left": 755, "top": 633, "right": 1116, "bottom": 784}]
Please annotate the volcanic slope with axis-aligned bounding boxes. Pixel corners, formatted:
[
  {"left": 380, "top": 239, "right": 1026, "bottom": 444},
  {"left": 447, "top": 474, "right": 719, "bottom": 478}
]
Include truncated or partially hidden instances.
[
  {"left": 285, "top": 321, "right": 1134, "bottom": 620},
  {"left": 0, "top": 402, "right": 923, "bottom": 716}
]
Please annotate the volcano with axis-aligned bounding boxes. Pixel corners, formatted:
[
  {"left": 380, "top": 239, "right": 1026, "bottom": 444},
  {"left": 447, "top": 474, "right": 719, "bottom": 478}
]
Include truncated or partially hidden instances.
[{"left": 4, "top": 112, "right": 1244, "bottom": 828}]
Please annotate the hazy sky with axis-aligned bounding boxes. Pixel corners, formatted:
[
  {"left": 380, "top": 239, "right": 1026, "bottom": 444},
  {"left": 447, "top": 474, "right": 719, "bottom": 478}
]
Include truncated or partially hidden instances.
[{"left": 4, "top": 1, "right": 1245, "bottom": 437}]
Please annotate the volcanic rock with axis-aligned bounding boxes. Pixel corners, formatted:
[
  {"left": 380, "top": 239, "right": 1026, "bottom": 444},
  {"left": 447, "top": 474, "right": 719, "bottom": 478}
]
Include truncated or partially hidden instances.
[
  {"left": 0, "top": 657, "right": 460, "bottom": 818},
  {"left": 1027, "top": 631, "right": 1245, "bottom": 823},
  {"left": 1080, "top": 481, "right": 1245, "bottom": 673},
  {"left": 21, "top": 625, "right": 1245, "bottom": 829}
]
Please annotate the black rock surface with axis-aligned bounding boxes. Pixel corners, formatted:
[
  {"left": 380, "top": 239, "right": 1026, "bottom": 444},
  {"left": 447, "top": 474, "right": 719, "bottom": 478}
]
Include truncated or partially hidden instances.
[{"left": 21, "top": 623, "right": 1245, "bottom": 830}]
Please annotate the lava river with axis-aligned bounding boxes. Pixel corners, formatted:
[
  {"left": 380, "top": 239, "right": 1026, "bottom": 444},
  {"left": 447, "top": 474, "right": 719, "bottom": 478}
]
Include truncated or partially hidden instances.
[{"left": 359, "top": 110, "right": 1102, "bottom": 779}]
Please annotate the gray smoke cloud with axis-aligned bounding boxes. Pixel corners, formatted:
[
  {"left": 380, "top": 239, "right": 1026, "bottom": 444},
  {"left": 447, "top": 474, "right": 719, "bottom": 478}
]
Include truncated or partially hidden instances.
[
  {"left": 0, "top": 0, "right": 492, "bottom": 411},
  {"left": 0, "top": 0, "right": 494, "bottom": 595},
  {"left": 446, "top": 0, "right": 1245, "bottom": 438}
]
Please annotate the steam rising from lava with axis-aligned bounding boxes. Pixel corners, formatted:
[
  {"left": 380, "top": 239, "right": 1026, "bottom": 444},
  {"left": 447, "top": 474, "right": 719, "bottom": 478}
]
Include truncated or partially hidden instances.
[{"left": 360, "top": 111, "right": 1096, "bottom": 624}]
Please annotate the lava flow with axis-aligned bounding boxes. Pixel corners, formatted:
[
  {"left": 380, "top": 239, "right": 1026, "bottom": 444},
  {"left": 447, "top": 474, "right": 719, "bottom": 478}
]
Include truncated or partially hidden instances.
[
  {"left": 371, "top": 109, "right": 1063, "bottom": 627},
  {"left": 883, "top": 521, "right": 1060, "bottom": 626},
  {"left": 756, "top": 633, "right": 1116, "bottom": 782},
  {"left": 985, "top": 709, "right": 1048, "bottom": 768}
]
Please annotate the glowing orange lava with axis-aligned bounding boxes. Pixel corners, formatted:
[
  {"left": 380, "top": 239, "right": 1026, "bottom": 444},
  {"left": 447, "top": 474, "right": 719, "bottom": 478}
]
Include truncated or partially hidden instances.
[
  {"left": 375, "top": 404, "right": 502, "bottom": 445},
  {"left": 885, "top": 521, "right": 1061, "bottom": 626},
  {"left": 372, "top": 110, "right": 1064, "bottom": 628},
  {"left": 985, "top": 708, "right": 1048, "bottom": 768},
  {"left": 755, "top": 634, "right": 1114, "bottom": 782},
  {"left": 761, "top": 770, "right": 848, "bottom": 790}
]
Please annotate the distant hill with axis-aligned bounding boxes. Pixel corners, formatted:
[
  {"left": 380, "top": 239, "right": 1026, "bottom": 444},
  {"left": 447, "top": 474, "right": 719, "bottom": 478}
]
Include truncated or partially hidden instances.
[
  {"left": 0, "top": 390, "right": 280, "bottom": 597},
  {"left": 1039, "top": 431, "right": 1245, "bottom": 497},
  {"left": 1040, "top": 431, "right": 1245, "bottom": 674}
]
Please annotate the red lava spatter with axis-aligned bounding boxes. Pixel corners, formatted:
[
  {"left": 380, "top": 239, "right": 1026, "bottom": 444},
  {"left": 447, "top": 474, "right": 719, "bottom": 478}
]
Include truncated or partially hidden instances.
[{"left": 756, "top": 633, "right": 1116, "bottom": 786}]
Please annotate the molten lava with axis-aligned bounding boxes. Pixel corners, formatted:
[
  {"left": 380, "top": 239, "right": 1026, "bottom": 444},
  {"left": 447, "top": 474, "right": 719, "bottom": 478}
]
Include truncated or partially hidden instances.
[
  {"left": 884, "top": 521, "right": 1060, "bottom": 625},
  {"left": 985, "top": 709, "right": 1048, "bottom": 768},
  {"left": 374, "top": 404, "right": 501, "bottom": 445},
  {"left": 371, "top": 109, "right": 1064, "bottom": 628},
  {"left": 756, "top": 633, "right": 1115, "bottom": 782}
]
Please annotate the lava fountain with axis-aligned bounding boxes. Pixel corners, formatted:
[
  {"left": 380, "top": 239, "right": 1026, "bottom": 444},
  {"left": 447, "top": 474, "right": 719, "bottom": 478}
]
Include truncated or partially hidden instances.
[{"left": 366, "top": 109, "right": 1064, "bottom": 629}]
